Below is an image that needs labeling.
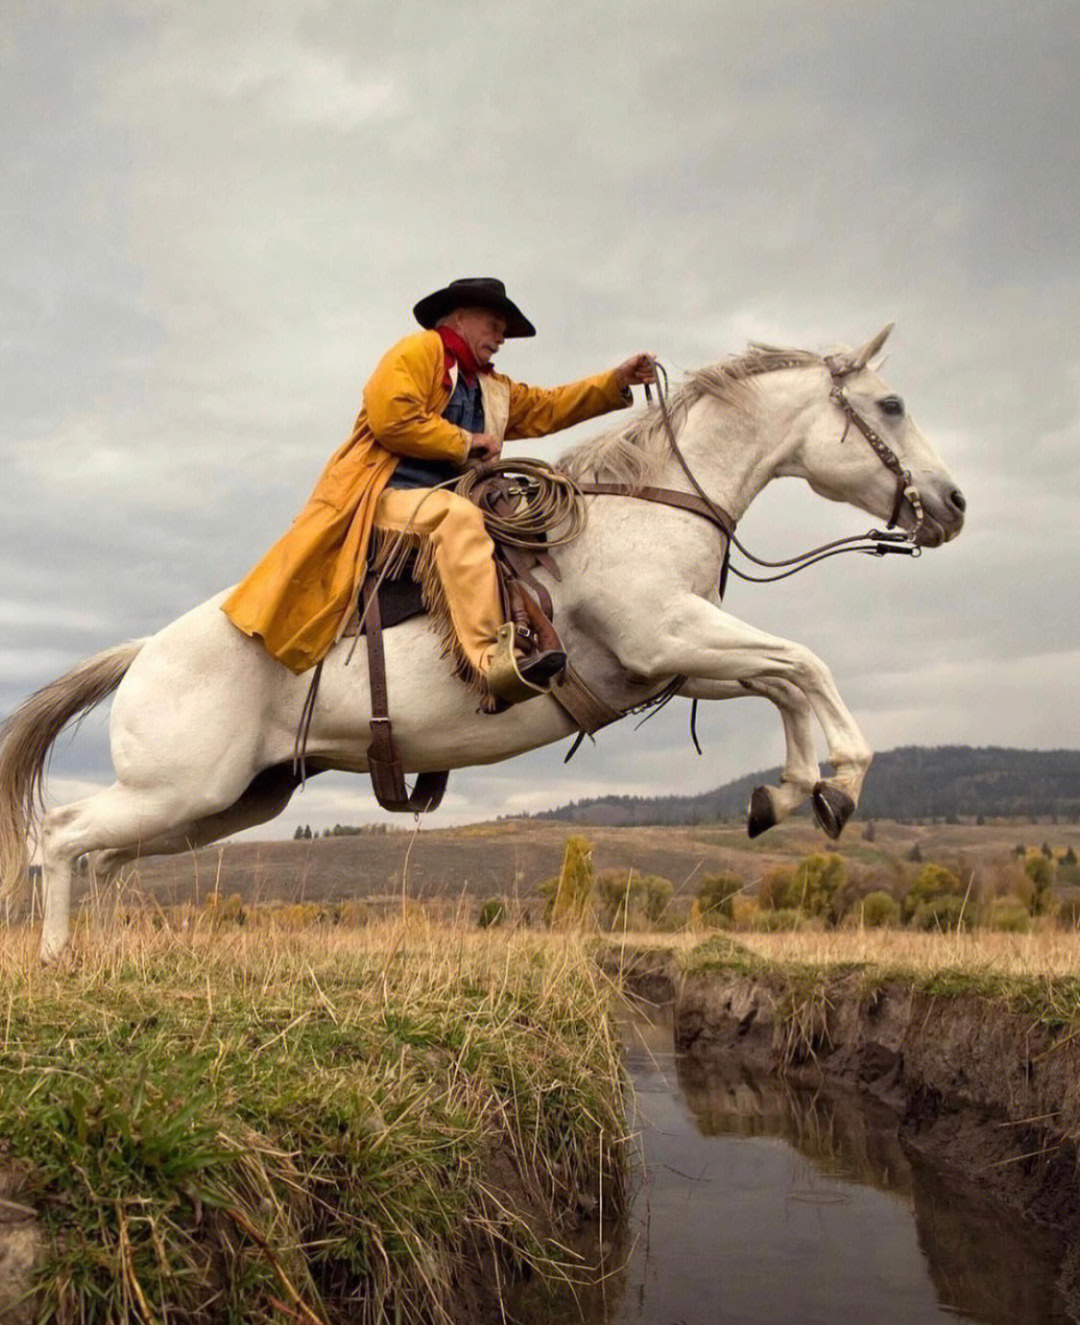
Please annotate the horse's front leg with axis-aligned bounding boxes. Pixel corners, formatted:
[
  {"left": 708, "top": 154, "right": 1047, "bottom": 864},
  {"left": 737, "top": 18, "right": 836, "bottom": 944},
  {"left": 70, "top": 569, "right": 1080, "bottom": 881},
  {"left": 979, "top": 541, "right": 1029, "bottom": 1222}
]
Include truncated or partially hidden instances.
[
  {"left": 678, "top": 675, "right": 821, "bottom": 836},
  {"left": 614, "top": 597, "right": 872, "bottom": 838}
]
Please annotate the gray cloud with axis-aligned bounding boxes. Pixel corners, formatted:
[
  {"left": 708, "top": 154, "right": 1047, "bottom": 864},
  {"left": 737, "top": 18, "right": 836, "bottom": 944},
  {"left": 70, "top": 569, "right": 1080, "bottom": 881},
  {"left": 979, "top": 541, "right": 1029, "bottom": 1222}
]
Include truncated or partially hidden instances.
[{"left": 2, "top": 0, "right": 1077, "bottom": 836}]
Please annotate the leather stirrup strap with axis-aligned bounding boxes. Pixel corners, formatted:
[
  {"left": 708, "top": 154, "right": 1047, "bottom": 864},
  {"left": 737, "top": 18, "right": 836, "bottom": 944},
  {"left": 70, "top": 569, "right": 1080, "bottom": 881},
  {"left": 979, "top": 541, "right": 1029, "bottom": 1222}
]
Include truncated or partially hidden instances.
[{"left": 363, "top": 572, "right": 448, "bottom": 814}]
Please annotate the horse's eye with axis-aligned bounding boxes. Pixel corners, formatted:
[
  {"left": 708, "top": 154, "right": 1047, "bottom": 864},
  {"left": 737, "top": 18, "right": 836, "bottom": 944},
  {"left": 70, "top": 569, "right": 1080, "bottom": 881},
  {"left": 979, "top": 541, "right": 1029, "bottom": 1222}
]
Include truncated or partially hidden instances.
[{"left": 879, "top": 395, "right": 905, "bottom": 417}]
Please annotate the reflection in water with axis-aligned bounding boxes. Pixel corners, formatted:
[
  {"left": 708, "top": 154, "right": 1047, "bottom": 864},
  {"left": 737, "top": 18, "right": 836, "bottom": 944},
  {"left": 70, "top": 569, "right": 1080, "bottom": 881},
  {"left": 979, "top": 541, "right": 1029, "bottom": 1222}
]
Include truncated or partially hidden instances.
[{"left": 511, "top": 1006, "right": 1076, "bottom": 1325}]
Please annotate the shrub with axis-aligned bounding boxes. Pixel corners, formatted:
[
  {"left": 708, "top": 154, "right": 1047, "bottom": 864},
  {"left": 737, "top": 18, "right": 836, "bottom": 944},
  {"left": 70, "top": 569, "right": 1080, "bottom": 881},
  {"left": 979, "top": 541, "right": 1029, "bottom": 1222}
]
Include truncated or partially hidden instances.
[
  {"left": 758, "top": 866, "right": 797, "bottom": 911},
  {"left": 856, "top": 890, "right": 900, "bottom": 928},
  {"left": 986, "top": 897, "right": 1030, "bottom": 933},
  {"left": 1058, "top": 863, "right": 1080, "bottom": 889},
  {"left": 1024, "top": 854, "right": 1054, "bottom": 914},
  {"left": 596, "top": 870, "right": 638, "bottom": 929},
  {"left": 792, "top": 854, "right": 847, "bottom": 922},
  {"left": 332, "top": 900, "right": 371, "bottom": 927},
  {"left": 980, "top": 855, "right": 1035, "bottom": 909},
  {"left": 642, "top": 875, "right": 674, "bottom": 925},
  {"left": 595, "top": 871, "right": 674, "bottom": 930},
  {"left": 543, "top": 836, "right": 595, "bottom": 928},
  {"left": 1055, "top": 896, "right": 1080, "bottom": 930},
  {"left": 731, "top": 895, "right": 761, "bottom": 928},
  {"left": 749, "top": 908, "right": 803, "bottom": 932},
  {"left": 903, "top": 863, "right": 964, "bottom": 921},
  {"left": 650, "top": 897, "right": 690, "bottom": 932},
  {"left": 477, "top": 898, "right": 506, "bottom": 929},
  {"left": 697, "top": 874, "right": 743, "bottom": 925},
  {"left": 911, "top": 894, "right": 972, "bottom": 932}
]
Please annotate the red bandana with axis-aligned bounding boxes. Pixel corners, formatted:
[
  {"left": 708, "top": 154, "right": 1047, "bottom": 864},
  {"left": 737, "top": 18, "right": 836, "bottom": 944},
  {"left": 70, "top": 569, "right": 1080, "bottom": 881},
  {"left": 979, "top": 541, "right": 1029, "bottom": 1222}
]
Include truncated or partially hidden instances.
[{"left": 435, "top": 325, "right": 490, "bottom": 388}]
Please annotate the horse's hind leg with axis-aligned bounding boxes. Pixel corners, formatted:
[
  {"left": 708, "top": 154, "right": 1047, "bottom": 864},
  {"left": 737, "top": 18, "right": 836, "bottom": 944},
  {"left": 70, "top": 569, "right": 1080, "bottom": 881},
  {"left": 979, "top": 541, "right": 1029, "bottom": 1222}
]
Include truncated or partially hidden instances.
[
  {"left": 93, "top": 765, "right": 305, "bottom": 875},
  {"left": 40, "top": 783, "right": 232, "bottom": 961}
]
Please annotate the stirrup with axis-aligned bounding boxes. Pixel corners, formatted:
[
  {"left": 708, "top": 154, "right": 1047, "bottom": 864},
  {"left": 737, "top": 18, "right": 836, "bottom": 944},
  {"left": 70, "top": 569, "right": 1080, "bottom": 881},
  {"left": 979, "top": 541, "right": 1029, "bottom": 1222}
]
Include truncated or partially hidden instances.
[{"left": 485, "top": 623, "right": 566, "bottom": 704}]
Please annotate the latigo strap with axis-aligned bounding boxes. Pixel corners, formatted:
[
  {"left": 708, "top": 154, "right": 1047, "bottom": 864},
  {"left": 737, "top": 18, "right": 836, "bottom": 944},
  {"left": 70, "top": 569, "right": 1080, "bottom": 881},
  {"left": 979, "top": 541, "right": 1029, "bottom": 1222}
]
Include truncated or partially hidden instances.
[{"left": 362, "top": 571, "right": 448, "bottom": 814}]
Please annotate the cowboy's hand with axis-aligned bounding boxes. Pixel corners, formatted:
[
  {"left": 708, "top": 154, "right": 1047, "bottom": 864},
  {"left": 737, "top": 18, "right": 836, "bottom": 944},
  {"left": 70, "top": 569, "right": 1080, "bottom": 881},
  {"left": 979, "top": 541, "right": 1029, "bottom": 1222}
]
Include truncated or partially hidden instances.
[
  {"left": 468, "top": 432, "right": 501, "bottom": 463},
  {"left": 613, "top": 353, "right": 657, "bottom": 391}
]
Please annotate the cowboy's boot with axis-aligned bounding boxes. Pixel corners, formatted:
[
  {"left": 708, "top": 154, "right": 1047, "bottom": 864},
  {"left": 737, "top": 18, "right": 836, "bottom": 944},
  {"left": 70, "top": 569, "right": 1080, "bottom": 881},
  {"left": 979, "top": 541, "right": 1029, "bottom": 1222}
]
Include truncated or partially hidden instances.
[{"left": 484, "top": 582, "right": 566, "bottom": 704}]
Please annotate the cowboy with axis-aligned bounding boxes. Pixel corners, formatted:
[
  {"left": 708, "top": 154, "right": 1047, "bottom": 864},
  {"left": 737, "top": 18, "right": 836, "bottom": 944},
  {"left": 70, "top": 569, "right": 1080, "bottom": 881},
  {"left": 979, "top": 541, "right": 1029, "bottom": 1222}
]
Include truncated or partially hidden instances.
[{"left": 222, "top": 277, "right": 654, "bottom": 701}]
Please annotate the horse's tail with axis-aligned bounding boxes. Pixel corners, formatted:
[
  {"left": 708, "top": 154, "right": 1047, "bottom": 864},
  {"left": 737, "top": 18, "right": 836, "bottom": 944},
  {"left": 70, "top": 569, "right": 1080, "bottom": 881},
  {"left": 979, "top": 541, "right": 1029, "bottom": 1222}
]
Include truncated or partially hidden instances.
[{"left": 0, "top": 640, "right": 146, "bottom": 909}]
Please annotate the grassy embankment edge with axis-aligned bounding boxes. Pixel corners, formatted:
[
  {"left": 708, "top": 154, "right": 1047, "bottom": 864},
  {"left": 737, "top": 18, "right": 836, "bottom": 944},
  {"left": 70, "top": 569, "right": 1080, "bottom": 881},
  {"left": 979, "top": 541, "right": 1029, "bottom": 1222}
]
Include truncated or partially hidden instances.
[
  {"left": 675, "top": 933, "right": 1080, "bottom": 1025},
  {"left": 0, "top": 919, "right": 629, "bottom": 1325},
  {"left": 605, "top": 930, "right": 1080, "bottom": 1026}
]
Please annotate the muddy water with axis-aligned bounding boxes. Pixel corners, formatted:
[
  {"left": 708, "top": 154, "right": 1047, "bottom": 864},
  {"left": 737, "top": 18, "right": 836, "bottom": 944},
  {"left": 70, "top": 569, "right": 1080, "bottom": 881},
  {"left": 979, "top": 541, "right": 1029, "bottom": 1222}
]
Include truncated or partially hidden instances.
[{"left": 553, "top": 1008, "right": 1076, "bottom": 1325}]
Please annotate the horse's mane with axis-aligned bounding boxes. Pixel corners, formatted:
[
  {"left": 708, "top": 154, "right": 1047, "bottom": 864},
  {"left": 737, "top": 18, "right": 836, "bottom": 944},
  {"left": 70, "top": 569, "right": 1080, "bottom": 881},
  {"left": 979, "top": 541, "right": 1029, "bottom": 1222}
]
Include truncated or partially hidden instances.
[{"left": 559, "top": 344, "right": 823, "bottom": 489}]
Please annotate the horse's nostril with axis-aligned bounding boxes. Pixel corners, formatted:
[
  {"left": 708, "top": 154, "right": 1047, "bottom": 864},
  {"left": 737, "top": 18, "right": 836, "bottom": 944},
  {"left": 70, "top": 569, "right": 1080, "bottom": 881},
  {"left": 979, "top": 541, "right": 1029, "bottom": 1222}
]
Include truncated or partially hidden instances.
[{"left": 948, "top": 489, "right": 967, "bottom": 514}]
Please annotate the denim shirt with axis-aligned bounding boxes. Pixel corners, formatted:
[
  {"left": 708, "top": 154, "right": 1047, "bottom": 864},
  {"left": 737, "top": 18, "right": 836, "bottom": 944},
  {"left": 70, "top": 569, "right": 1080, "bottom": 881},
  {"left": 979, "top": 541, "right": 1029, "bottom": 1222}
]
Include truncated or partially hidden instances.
[{"left": 386, "top": 373, "right": 485, "bottom": 490}]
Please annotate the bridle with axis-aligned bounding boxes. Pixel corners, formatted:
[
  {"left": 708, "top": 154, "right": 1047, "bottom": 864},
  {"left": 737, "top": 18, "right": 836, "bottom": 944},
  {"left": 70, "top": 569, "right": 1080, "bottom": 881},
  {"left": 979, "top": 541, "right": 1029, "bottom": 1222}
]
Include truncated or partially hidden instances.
[
  {"left": 642, "top": 355, "right": 923, "bottom": 587},
  {"left": 823, "top": 354, "right": 925, "bottom": 535}
]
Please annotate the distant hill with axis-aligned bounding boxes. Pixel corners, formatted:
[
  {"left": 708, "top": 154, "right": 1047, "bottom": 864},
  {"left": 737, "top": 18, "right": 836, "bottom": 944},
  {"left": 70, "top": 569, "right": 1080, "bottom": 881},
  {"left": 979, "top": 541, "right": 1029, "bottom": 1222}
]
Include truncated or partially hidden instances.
[{"left": 533, "top": 746, "right": 1080, "bottom": 826}]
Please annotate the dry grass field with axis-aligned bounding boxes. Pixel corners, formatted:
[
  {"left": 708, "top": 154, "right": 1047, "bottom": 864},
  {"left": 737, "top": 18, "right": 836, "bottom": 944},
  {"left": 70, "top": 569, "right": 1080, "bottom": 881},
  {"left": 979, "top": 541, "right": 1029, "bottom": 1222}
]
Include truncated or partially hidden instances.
[
  {"left": 613, "top": 926, "right": 1080, "bottom": 980},
  {"left": 108, "top": 816, "right": 1080, "bottom": 913}
]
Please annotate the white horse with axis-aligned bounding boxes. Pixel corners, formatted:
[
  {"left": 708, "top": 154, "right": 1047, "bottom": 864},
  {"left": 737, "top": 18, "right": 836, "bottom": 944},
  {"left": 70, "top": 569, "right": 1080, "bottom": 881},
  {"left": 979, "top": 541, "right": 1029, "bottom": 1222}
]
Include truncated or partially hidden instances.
[{"left": 0, "top": 326, "right": 965, "bottom": 959}]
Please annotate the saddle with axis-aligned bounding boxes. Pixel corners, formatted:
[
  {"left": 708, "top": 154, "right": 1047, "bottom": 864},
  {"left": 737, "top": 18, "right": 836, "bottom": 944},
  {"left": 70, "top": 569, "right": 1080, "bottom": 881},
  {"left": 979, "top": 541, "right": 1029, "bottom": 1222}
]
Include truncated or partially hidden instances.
[{"left": 358, "top": 467, "right": 619, "bottom": 812}]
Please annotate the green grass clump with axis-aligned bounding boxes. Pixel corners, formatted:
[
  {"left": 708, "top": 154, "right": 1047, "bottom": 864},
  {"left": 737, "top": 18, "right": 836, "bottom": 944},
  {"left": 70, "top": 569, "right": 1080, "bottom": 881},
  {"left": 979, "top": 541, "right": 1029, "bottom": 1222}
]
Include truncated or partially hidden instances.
[
  {"left": 675, "top": 934, "right": 767, "bottom": 977},
  {"left": 0, "top": 920, "right": 628, "bottom": 1324}
]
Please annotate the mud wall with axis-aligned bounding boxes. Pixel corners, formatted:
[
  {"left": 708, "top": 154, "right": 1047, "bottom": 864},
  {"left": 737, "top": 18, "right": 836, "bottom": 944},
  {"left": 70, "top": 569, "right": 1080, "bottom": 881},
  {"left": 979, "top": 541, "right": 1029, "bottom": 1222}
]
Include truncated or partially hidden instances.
[{"left": 0, "top": 1163, "right": 38, "bottom": 1325}]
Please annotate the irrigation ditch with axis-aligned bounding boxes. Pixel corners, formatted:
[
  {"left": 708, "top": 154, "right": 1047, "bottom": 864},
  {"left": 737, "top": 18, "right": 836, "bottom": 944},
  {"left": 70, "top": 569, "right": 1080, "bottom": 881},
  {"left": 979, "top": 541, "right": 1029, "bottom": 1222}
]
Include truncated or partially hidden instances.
[{"left": 602, "top": 936, "right": 1080, "bottom": 1317}]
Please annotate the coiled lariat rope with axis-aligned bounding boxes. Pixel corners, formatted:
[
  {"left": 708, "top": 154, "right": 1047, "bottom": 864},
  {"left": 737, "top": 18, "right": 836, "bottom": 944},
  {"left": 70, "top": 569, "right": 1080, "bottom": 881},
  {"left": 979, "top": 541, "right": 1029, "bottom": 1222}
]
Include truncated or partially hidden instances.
[{"left": 454, "top": 458, "right": 586, "bottom": 548}]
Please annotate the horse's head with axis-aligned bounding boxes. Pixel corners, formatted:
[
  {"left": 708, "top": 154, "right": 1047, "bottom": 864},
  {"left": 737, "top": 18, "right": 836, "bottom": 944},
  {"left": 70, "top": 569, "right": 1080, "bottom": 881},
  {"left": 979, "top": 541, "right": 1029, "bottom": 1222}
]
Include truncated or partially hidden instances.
[{"left": 791, "top": 326, "right": 966, "bottom": 548}]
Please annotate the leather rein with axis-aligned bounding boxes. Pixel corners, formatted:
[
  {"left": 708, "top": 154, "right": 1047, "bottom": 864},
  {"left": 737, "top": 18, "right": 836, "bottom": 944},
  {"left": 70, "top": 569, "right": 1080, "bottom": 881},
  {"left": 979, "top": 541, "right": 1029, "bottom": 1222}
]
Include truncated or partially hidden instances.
[{"left": 576, "top": 356, "right": 922, "bottom": 591}]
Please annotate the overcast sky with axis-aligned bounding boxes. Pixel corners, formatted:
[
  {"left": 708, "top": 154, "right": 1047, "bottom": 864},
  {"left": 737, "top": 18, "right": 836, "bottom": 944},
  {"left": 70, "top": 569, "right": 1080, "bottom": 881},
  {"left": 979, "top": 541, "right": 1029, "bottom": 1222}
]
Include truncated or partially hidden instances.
[{"left": 2, "top": 0, "right": 1077, "bottom": 837}]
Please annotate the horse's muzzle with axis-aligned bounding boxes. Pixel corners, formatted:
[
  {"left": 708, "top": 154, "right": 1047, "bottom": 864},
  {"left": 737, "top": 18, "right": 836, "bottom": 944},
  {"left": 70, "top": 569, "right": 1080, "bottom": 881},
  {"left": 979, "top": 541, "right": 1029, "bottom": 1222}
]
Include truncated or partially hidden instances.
[{"left": 913, "top": 485, "right": 966, "bottom": 547}]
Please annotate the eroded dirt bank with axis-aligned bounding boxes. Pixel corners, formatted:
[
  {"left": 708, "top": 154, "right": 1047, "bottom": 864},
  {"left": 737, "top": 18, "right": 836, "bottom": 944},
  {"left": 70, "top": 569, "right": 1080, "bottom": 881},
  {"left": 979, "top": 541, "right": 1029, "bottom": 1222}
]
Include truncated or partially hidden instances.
[
  {"left": 0, "top": 1162, "right": 38, "bottom": 1325},
  {"left": 605, "top": 944, "right": 1080, "bottom": 1309}
]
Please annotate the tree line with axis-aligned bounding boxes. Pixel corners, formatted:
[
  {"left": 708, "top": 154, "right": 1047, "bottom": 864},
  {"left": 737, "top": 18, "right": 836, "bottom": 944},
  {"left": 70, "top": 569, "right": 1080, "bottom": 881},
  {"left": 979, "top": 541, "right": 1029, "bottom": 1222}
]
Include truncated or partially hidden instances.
[{"left": 531, "top": 746, "right": 1080, "bottom": 827}]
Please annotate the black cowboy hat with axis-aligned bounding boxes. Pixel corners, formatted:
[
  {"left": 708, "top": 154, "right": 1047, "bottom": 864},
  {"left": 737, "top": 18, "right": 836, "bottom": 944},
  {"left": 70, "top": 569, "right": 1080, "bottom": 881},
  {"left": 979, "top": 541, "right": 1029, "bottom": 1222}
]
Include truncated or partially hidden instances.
[{"left": 413, "top": 277, "right": 536, "bottom": 338}]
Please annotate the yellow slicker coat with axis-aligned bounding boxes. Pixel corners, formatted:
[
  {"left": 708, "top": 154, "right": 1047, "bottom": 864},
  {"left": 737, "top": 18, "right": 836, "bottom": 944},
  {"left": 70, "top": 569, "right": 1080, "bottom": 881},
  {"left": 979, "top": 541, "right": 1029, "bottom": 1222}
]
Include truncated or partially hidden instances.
[{"left": 222, "top": 330, "right": 630, "bottom": 673}]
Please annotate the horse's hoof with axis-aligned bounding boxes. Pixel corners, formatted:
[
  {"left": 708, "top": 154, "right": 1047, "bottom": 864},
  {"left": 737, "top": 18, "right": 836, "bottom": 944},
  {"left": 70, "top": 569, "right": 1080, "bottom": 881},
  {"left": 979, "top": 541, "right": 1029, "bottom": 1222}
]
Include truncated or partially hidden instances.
[
  {"left": 812, "top": 782, "right": 855, "bottom": 840},
  {"left": 747, "top": 786, "right": 778, "bottom": 839}
]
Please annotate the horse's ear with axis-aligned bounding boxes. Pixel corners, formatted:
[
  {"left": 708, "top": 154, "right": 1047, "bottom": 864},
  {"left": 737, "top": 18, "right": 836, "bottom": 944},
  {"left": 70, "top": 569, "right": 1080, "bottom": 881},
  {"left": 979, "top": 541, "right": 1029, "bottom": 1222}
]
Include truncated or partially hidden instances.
[{"left": 851, "top": 323, "right": 894, "bottom": 370}]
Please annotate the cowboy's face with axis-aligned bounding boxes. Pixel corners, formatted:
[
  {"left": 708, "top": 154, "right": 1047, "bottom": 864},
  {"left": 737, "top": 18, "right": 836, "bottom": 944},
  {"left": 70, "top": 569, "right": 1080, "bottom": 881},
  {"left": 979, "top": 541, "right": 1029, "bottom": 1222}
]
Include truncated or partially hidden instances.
[{"left": 449, "top": 307, "right": 507, "bottom": 366}]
